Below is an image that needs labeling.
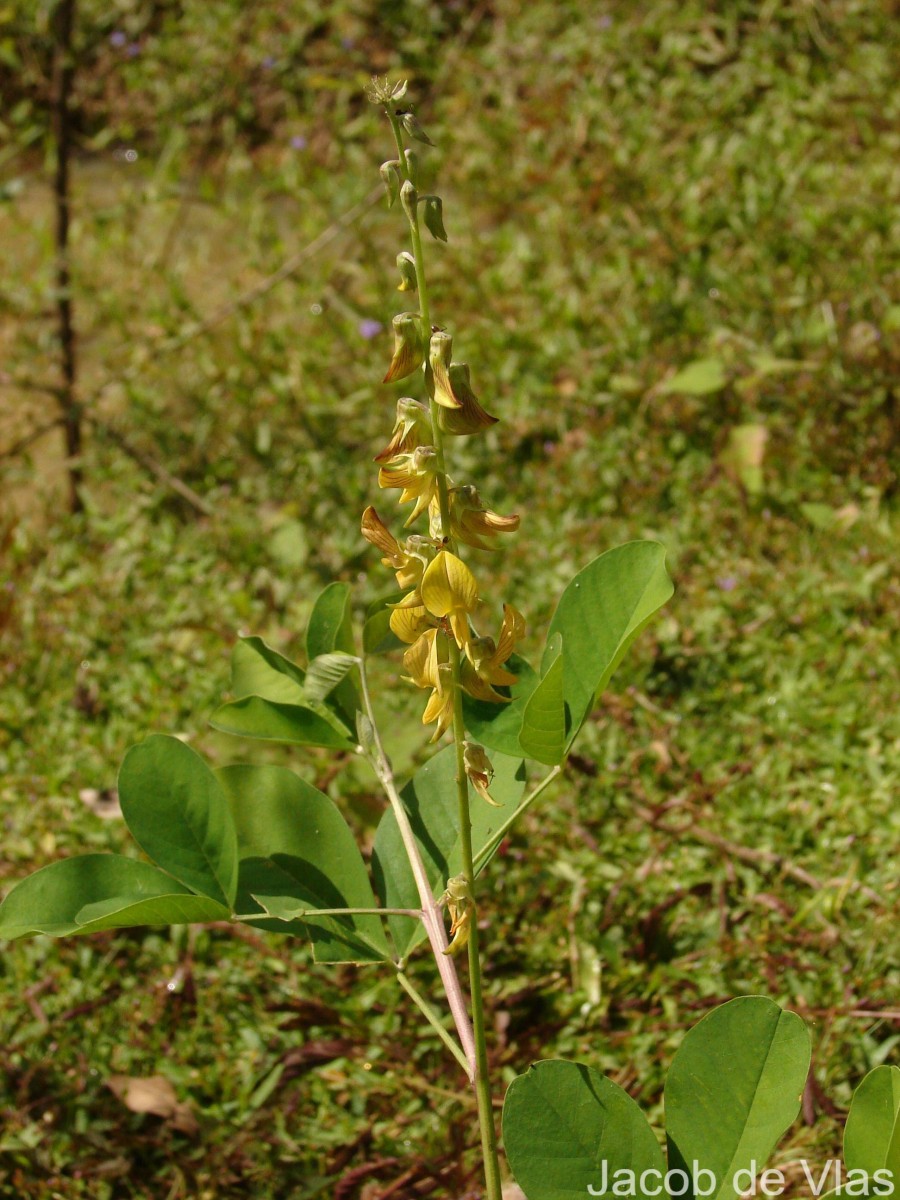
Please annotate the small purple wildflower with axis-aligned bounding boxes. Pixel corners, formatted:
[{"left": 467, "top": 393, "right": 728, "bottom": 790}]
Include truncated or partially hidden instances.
[
  {"left": 290, "top": 135, "right": 308, "bottom": 151},
  {"left": 716, "top": 576, "right": 738, "bottom": 592},
  {"left": 261, "top": 55, "right": 277, "bottom": 70},
  {"left": 126, "top": 42, "right": 141, "bottom": 58},
  {"left": 109, "top": 30, "right": 127, "bottom": 47},
  {"left": 598, "top": 14, "right": 613, "bottom": 28},
  {"left": 358, "top": 319, "right": 383, "bottom": 340}
]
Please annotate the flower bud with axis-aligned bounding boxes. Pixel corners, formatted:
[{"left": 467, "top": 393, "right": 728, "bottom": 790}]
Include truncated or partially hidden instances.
[
  {"left": 422, "top": 195, "right": 447, "bottom": 242},
  {"left": 396, "top": 251, "right": 417, "bottom": 292},
  {"left": 383, "top": 312, "right": 425, "bottom": 383},
  {"left": 373, "top": 396, "right": 430, "bottom": 462},
  {"left": 399, "top": 110, "right": 434, "bottom": 146},
  {"left": 464, "top": 741, "right": 501, "bottom": 807},
  {"left": 429, "top": 331, "right": 461, "bottom": 409},
  {"left": 379, "top": 160, "right": 401, "bottom": 208},
  {"left": 400, "top": 179, "right": 418, "bottom": 222},
  {"left": 404, "top": 148, "right": 419, "bottom": 186}
]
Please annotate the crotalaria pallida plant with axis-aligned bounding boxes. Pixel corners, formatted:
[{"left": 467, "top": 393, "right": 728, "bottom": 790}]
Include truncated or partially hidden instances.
[{"left": 0, "top": 80, "right": 830, "bottom": 1200}]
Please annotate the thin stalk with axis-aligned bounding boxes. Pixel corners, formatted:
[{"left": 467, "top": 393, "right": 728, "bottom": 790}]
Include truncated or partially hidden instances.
[
  {"left": 234, "top": 907, "right": 422, "bottom": 921},
  {"left": 357, "top": 655, "right": 477, "bottom": 1078},
  {"left": 396, "top": 969, "right": 470, "bottom": 1075},
  {"left": 473, "top": 765, "right": 564, "bottom": 873},
  {"left": 388, "top": 105, "right": 503, "bottom": 1200}
]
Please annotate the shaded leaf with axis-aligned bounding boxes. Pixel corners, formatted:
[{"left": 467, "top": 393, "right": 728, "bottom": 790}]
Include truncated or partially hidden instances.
[
  {"left": 306, "top": 582, "right": 360, "bottom": 725},
  {"left": 218, "top": 764, "right": 389, "bottom": 963},
  {"left": 304, "top": 652, "right": 359, "bottom": 703},
  {"left": 210, "top": 696, "right": 355, "bottom": 749},
  {"left": 461, "top": 653, "right": 540, "bottom": 757}
]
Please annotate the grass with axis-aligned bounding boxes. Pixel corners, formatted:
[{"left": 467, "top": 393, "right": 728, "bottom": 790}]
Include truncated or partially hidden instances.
[{"left": 1, "top": 1, "right": 899, "bottom": 1195}]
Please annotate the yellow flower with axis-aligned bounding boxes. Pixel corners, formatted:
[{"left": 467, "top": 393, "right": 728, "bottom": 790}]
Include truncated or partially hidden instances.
[
  {"left": 437, "top": 364, "right": 498, "bottom": 436},
  {"left": 373, "top": 397, "right": 431, "bottom": 463},
  {"left": 403, "top": 628, "right": 454, "bottom": 740},
  {"left": 445, "top": 485, "right": 520, "bottom": 551},
  {"left": 378, "top": 446, "right": 439, "bottom": 525},
  {"left": 420, "top": 551, "right": 479, "bottom": 649},
  {"left": 462, "top": 603, "right": 525, "bottom": 702},
  {"left": 389, "top": 603, "right": 434, "bottom": 645}
]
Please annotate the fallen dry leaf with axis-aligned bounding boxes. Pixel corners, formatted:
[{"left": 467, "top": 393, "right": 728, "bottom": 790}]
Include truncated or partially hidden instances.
[{"left": 106, "top": 1074, "right": 198, "bottom": 1135}]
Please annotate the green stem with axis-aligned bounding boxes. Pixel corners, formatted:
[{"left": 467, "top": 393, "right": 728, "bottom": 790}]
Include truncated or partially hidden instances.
[
  {"left": 396, "top": 968, "right": 470, "bottom": 1075},
  {"left": 473, "top": 765, "right": 564, "bottom": 873},
  {"left": 388, "top": 104, "right": 503, "bottom": 1200}
]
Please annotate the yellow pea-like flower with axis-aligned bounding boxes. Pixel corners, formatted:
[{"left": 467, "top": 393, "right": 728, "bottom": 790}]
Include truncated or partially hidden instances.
[{"left": 420, "top": 551, "right": 479, "bottom": 648}]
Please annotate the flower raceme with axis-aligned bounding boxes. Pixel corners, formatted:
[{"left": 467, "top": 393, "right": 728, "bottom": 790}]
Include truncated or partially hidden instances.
[{"left": 361, "top": 89, "right": 523, "bottom": 746}]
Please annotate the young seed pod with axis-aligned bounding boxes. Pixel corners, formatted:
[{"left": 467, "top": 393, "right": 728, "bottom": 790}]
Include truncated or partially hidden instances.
[
  {"left": 399, "top": 110, "right": 434, "bottom": 146},
  {"left": 396, "top": 251, "right": 418, "bottom": 292},
  {"left": 379, "top": 160, "right": 401, "bottom": 208},
  {"left": 421, "top": 195, "right": 447, "bottom": 242},
  {"left": 400, "top": 179, "right": 418, "bottom": 222}
]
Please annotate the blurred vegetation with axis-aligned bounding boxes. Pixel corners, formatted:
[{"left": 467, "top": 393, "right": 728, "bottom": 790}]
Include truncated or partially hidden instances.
[{"left": 0, "top": 0, "right": 898, "bottom": 1196}]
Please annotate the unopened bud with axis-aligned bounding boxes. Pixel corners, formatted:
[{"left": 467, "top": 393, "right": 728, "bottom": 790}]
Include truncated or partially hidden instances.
[
  {"left": 429, "top": 331, "right": 460, "bottom": 409},
  {"left": 421, "top": 195, "right": 447, "bottom": 242},
  {"left": 379, "top": 160, "right": 401, "bottom": 208},
  {"left": 396, "top": 251, "right": 417, "bottom": 292},
  {"left": 383, "top": 312, "right": 425, "bottom": 383},
  {"left": 399, "top": 110, "right": 434, "bottom": 146},
  {"left": 400, "top": 179, "right": 418, "bottom": 222},
  {"left": 404, "top": 148, "right": 419, "bottom": 186}
]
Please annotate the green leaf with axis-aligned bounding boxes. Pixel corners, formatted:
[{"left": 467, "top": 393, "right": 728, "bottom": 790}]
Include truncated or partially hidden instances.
[
  {"left": 844, "top": 1066, "right": 900, "bottom": 1192},
  {"left": 303, "top": 652, "right": 359, "bottom": 703},
  {"left": 231, "top": 636, "right": 306, "bottom": 704},
  {"left": 210, "top": 696, "right": 356, "bottom": 749},
  {"left": 306, "top": 582, "right": 360, "bottom": 725},
  {"left": 118, "top": 735, "right": 239, "bottom": 908},
  {"left": 218, "top": 764, "right": 389, "bottom": 964},
  {"left": 665, "top": 996, "right": 811, "bottom": 1200},
  {"left": 0, "top": 855, "right": 228, "bottom": 939},
  {"left": 503, "top": 1059, "right": 665, "bottom": 1200},
  {"left": 547, "top": 541, "right": 673, "bottom": 748},
  {"left": 519, "top": 633, "right": 567, "bottom": 766},
  {"left": 461, "top": 653, "right": 540, "bottom": 757},
  {"left": 422, "top": 195, "right": 447, "bottom": 241},
  {"left": 371, "top": 746, "right": 525, "bottom": 957},
  {"left": 659, "top": 357, "right": 727, "bottom": 395}
]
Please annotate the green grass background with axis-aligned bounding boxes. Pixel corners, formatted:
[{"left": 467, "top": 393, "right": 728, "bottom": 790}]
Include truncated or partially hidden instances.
[{"left": 0, "top": 1, "right": 898, "bottom": 1195}]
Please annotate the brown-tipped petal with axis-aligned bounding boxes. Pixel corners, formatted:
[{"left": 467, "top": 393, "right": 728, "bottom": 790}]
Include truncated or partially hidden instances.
[
  {"left": 423, "top": 684, "right": 454, "bottom": 741},
  {"left": 361, "top": 506, "right": 404, "bottom": 563},
  {"left": 429, "top": 331, "right": 462, "bottom": 409},
  {"left": 373, "top": 397, "right": 430, "bottom": 462},
  {"left": 438, "top": 363, "right": 499, "bottom": 435},
  {"left": 383, "top": 313, "right": 425, "bottom": 383},
  {"left": 460, "top": 659, "right": 509, "bottom": 704}
]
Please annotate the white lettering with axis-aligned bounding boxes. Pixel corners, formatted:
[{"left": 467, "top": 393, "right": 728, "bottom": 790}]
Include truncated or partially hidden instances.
[
  {"left": 734, "top": 1161, "right": 760, "bottom": 1196},
  {"left": 801, "top": 1160, "right": 836, "bottom": 1197},
  {"left": 588, "top": 1160, "right": 609, "bottom": 1196},
  {"left": 639, "top": 1169, "right": 664, "bottom": 1197},
  {"left": 872, "top": 1169, "right": 894, "bottom": 1196},
  {"left": 759, "top": 1169, "right": 785, "bottom": 1197}
]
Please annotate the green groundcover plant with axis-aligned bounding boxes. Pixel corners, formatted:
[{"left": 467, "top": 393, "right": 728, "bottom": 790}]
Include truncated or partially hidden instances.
[{"left": 1, "top": 81, "right": 895, "bottom": 1199}]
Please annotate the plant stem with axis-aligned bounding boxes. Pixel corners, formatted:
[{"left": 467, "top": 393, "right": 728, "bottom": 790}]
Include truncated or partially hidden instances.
[
  {"left": 473, "top": 765, "right": 564, "bottom": 873},
  {"left": 357, "top": 654, "right": 477, "bottom": 1078},
  {"left": 396, "top": 968, "right": 470, "bottom": 1075},
  {"left": 388, "top": 105, "right": 504, "bottom": 1200}
]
